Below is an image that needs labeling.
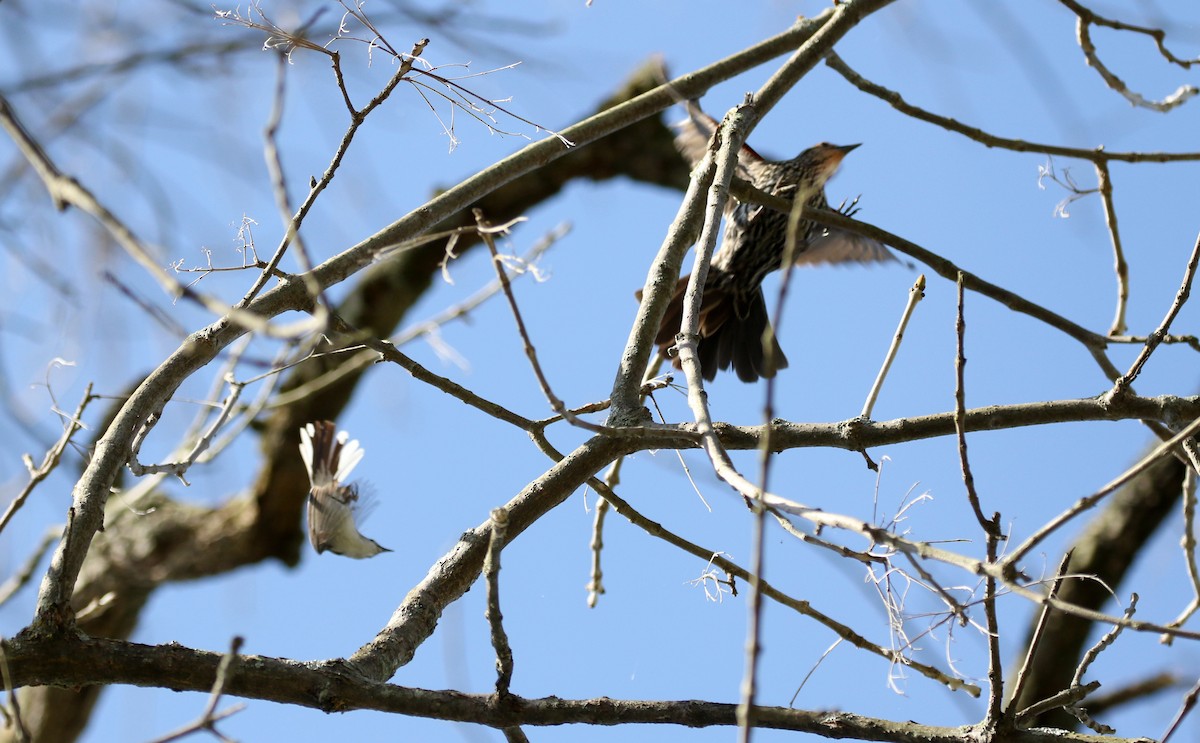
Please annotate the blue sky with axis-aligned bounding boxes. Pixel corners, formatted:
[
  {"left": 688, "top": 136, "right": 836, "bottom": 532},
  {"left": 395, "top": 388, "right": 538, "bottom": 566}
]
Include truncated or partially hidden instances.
[{"left": 2, "top": 1, "right": 1199, "bottom": 741}]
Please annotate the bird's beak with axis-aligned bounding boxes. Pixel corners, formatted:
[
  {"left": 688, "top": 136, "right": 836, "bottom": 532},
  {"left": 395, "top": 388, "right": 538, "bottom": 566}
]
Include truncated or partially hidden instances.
[{"left": 821, "top": 143, "right": 860, "bottom": 176}]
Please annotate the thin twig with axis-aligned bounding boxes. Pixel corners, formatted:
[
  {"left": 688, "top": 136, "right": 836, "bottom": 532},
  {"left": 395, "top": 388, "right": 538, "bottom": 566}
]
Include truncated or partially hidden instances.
[
  {"left": 1061, "top": 595, "right": 1138, "bottom": 734},
  {"left": 271, "top": 225, "right": 568, "bottom": 410},
  {"left": 398, "top": 223, "right": 569, "bottom": 346},
  {"left": 637, "top": 355, "right": 712, "bottom": 510},
  {"left": 1005, "top": 412, "right": 1200, "bottom": 568},
  {"left": 533, "top": 377, "right": 674, "bottom": 431},
  {"left": 261, "top": 49, "right": 328, "bottom": 330},
  {"left": 1084, "top": 671, "right": 1178, "bottom": 715},
  {"left": 1161, "top": 674, "right": 1200, "bottom": 743},
  {"left": 0, "top": 94, "right": 319, "bottom": 339},
  {"left": 586, "top": 460, "right": 621, "bottom": 609},
  {"left": 769, "top": 511, "right": 888, "bottom": 567},
  {"left": 671, "top": 467, "right": 1200, "bottom": 644},
  {"left": 197, "top": 341, "right": 292, "bottom": 464},
  {"left": 1108, "top": 333, "right": 1200, "bottom": 352},
  {"left": 1094, "top": 162, "right": 1128, "bottom": 336},
  {"left": 146, "top": 636, "right": 246, "bottom": 743},
  {"left": 1057, "top": 0, "right": 1200, "bottom": 70},
  {"left": 1072, "top": 9, "right": 1198, "bottom": 112},
  {"left": 1006, "top": 552, "right": 1073, "bottom": 721},
  {"left": 593, "top": 484, "right": 979, "bottom": 695},
  {"left": 740, "top": 122, "right": 823, "bottom": 737},
  {"left": 0, "top": 527, "right": 62, "bottom": 609},
  {"left": 899, "top": 550, "right": 969, "bottom": 626},
  {"left": 738, "top": 466, "right": 769, "bottom": 743},
  {"left": 825, "top": 51, "right": 1200, "bottom": 165},
  {"left": 861, "top": 274, "right": 925, "bottom": 419},
  {"left": 953, "top": 275, "right": 997, "bottom": 536},
  {"left": 585, "top": 494, "right": 610, "bottom": 609},
  {"left": 501, "top": 727, "right": 531, "bottom": 743},
  {"left": 1163, "top": 450, "right": 1200, "bottom": 638},
  {"left": 102, "top": 270, "right": 190, "bottom": 338},
  {"left": 1015, "top": 681, "right": 1102, "bottom": 729},
  {"left": 484, "top": 508, "right": 515, "bottom": 696},
  {"left": 364, "top": 319, "right": 693, "bottom": 446},
  {"left": 368, "top": 335, "right": 537, "bottom": 431},
  {"left": 0, "top": 636, "right": 29, "bottom": 743},
  {"left": 236, "top": 34, "right": 431, "bottom": 306},
  {"left": 475, "top": 209, "right": 605, "bottom": 434},
  {"left": 128, "top": 377, "right": 245, "bottom": 483},
  {"left": 1114, "top": 229, "right": 1200, "bottom": 391},
  {"left": 587, "top": 365, "right": 691, "bottom": 610},
  {"left": 201, "top": 637, "right": 246, "bottom": 728},
  {"left": 788, "top": 639, "right": 843, "bottom": 706},
  {"left": 0, "top": 384, "right": 93, "bottom": 538}
]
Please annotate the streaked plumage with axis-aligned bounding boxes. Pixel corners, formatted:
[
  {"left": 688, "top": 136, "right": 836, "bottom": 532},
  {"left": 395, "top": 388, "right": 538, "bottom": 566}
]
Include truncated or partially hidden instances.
[{"left": 652, "top": 103, "right": 891, "bottom": 382}]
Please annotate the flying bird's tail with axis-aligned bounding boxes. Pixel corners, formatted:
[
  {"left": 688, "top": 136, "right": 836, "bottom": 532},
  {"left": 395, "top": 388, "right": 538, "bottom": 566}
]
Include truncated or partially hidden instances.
[{"left": 649, "top": 274, "right": 788, "bottom": 383}]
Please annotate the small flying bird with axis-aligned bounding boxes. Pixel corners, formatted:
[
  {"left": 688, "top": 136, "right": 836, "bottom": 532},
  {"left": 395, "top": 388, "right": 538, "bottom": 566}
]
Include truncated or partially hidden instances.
[
  {"left": 298, "top": 420, "right": 391, "bottom": 559},
  {"left": 649, "top": 101, "right": 893, "bottom": 382}
]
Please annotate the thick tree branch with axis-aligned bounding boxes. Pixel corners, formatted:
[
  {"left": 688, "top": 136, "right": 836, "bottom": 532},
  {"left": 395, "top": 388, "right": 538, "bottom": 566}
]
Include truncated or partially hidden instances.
[{"left": 2, "top": 633, "right": 1155, "bottom": 743}]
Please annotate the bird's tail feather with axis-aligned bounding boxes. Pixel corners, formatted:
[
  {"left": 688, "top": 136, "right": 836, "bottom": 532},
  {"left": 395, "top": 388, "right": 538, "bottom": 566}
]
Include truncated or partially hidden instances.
[{"left": 646, "top": 276, "right": 787, "bottom": 382}]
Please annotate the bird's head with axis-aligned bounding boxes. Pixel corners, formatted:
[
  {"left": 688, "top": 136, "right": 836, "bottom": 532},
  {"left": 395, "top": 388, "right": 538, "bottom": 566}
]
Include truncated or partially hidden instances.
[{"left": 795, "top": 142, "right": 860, "bottom": 187}]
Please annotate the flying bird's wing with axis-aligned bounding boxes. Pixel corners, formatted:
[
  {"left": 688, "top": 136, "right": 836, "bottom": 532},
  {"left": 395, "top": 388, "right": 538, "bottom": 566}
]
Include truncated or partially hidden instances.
[
  {"left": 673, "top": 100, "right": 763, "bottom": 180},
  {"left": 797, "top": 197, "right": 899, "bottom": 267},
  {"left": 799, "top": 228, "right": 896, "bottom": 267}
]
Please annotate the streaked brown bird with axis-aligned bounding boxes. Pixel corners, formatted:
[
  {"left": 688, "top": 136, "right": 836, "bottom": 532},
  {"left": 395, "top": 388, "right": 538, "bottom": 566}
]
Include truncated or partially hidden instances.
[{"left": 649, "top": 103, "right": 892, "bottom": 382}]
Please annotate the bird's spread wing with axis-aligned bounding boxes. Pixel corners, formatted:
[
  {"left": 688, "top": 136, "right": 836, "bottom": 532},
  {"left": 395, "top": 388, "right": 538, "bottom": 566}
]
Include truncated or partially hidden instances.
[
  {"left": 798, "top": 196, "right": 897, "bottom": 267},
  {"left": 798, "top": 227, "right": 896, "bottom": 267},
  {"left": 674, "top": 102, "right": 898, "bottom": 269},
  {"left": 673, "top": 100, "right": 762, "bottom": 179}
]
